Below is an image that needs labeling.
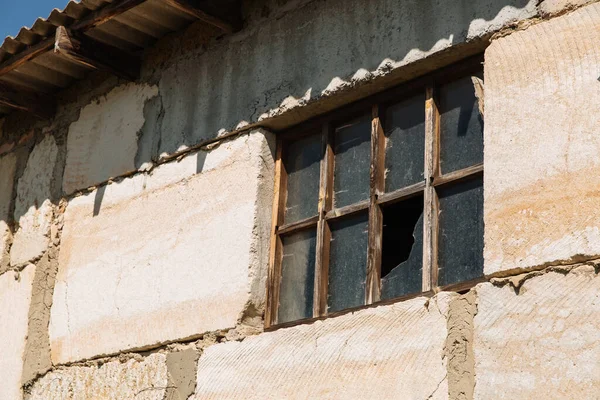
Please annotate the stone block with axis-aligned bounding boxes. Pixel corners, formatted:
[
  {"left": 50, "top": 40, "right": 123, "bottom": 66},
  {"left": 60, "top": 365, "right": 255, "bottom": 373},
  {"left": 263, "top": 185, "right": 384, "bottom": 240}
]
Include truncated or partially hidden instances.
[
  {"left": 474, "top": 266, "right": 600, "bottom": 399},
  {"left": 0, "top": 265, "right": 36, "bottom": 400},
  {"left": 62, "top": 83, "right": 158, "bottom": 195},
  {"left": 50, "top": 132, "right": 274, "bottom": 364},
  {"left": 11, "top": 135, "right": 58, "bottom": 267},
  {"left": 191, "top": 294, "right": 453, "bottom": 400},
  {"left": 28, "top": 354, "right": 169, "bottom": 400},
  {"left": 0, "top": 152, "right": 17, "bottom": 272},
  {"left": 484, "top": 4, "right": 600, "bottom": 275}
]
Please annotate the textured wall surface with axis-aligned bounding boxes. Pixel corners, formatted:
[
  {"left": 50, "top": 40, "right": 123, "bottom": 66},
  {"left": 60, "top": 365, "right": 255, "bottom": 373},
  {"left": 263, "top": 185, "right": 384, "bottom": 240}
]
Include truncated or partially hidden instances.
[
  {"left": 10, "top": 136, "right": 58, "bottom": 267},
  {"left": 192, "top": 294, "right": 452, "bottom": 400},
  {"left": 28, "top": 354, "right": 169, "bottom": 400},
  {"left": 50, "top": 132, "right": 274, "bottom": 364},
  {"left": 0, "top": 0, "right": 598, "bottom": 398},
  {"left": 155, "top": 0, "right": 537, "bottom": 157},
  {"left": 484, "top": 3, "right": 600, "bottom": 275},
  {"left": 474, "top": 266, "right": 600, "bottom": 399},
  {"left": 0, "top": 152, "right": 16, "bottom": 272},
  {"left": 0, "top": 265, "right": 35, "bottom": 400},
  {"left": 62, "top": 83, "right": 159, "bottom": 195}
]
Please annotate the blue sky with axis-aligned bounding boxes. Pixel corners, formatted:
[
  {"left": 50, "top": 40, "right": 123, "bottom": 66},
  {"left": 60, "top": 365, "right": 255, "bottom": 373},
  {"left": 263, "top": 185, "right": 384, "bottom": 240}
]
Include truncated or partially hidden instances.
[{"left": 0, "top": 0, "right": 68, "bottom": 39}]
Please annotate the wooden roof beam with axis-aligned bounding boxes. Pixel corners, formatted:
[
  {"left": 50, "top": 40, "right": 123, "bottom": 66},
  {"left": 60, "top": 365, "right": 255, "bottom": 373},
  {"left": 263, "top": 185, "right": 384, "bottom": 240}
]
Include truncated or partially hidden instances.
[
  {"left": 162, "top": 0, "right": 238, "bottom": 33},
  {"left": 0, "top": 82, "right": 56, "bottom": 119},
  {"left": 0, "top": 0, "right": 146, "bottom": 78},
  {"left": 54, "top": 26, "right": 140, "bottom": 81}
]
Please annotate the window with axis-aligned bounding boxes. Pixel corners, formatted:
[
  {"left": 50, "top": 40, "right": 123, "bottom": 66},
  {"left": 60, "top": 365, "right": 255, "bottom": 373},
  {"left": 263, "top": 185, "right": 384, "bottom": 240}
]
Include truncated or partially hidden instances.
[{"left": 266, "top": 58, "right": 484, "bottom": 327}]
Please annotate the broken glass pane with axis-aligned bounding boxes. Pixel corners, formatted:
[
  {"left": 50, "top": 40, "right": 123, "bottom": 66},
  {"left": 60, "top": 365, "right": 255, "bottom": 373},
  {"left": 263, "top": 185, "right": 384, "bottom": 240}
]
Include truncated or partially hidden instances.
[
  {"left": 278, "top": 229, "right": 317, "bottom": 324},
  {"left": 283, "top": 134, "right": 322, "bottom": 224},
  {"left": 328, "top": 213, "right": 368, "bottom": 312},
  {"left": 333, "top": 115, "right": 371, "bottom": 208},
  {"left": 439, "top": 74, "right": 484, "bottom": 174},
  {"left": 384, "top": 93, "right": 426, "bottom": 192},
  {"left": 438, "top": 177, "right": 484, "bottom": 287},
  {"left": 380, "top": 195, "right": 424, "bottom": 300}
]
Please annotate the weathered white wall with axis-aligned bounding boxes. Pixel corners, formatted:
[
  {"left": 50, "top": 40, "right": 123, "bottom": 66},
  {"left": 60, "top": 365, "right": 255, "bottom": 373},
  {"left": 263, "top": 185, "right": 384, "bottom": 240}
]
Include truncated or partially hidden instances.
[
  {"left": 0, "top": 265, "right": 35, "bottom": 400},
  {"left": 50, "top": 131, "right": 274, "bottom": 364},
  {"left": 0, "top": 0, "right": 598, "bottom": 398},
  {"left": 192, "top": 294, "right": 453, "bottom": 400},
  {"left": 62, "top": 83, "right": 159, "bottom": 195},
  {"left": 474, "top": 266, "right": 600, "bottom": 399},
  {"left": 484, "top": 2, "right": 600, "bottom": 275},
  {"left": 11, "top": 136, "right": 58, "bottom": 267}
]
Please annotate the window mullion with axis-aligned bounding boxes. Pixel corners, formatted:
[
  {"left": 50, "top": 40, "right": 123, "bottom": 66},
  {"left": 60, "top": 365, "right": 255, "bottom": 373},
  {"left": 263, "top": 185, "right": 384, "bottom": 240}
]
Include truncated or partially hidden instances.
[
  {"left": 366, "top": 104, "right": 385, "bottom": 304},
  {"left": 266, "top": 137, "right": 287, "bottom": 328},
  {"left": 314, "top": 123, "right": 334, "bottom": 317},
  {"left": 423, "top": 86, "right": 440, "bottom": 293}
]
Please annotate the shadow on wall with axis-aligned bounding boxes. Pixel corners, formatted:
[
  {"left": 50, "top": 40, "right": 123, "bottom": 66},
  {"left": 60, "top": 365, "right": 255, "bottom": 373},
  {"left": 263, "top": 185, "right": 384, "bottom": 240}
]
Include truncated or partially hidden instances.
[
  {"left": 151, "top": 0, "right": 534, "bottom": 157},
  {"left": 0, "top": 0, "right": 536, "bottom": 228}
]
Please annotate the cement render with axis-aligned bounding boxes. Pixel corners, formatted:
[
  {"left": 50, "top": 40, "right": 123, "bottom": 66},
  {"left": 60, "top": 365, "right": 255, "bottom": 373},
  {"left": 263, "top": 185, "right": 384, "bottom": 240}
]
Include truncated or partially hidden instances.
[{"left": 155, "top": 0, "right": 537, "bottom": 157}]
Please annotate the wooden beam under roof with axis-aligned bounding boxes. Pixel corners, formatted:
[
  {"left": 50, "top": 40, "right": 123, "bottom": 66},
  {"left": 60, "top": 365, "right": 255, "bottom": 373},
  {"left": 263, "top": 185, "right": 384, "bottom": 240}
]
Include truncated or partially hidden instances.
[
  {"left": 0, "top": 0, "right": 146, "bottom": 78},
  {"left": 54, "top": 26, "right": 140, "bottom": 81},
  {"left": 162, "top": 0, "right": 237, "bottom": 33},
  {"left": 0, "top": 82, "right": 56, "bottom": 119}
]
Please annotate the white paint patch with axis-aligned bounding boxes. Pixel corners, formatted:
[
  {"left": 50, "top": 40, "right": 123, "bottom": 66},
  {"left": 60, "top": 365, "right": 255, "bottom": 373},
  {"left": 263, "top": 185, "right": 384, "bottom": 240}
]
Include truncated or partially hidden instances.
[{"left": 62, "top": 83, "right": 159, "bottom": 195}]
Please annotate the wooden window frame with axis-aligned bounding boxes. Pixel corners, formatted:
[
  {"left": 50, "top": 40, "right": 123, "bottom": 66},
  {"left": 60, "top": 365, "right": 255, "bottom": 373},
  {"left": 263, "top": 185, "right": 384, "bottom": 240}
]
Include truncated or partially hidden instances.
[{"left": 266, "top": 55, "right": 485, "bottom": 330}]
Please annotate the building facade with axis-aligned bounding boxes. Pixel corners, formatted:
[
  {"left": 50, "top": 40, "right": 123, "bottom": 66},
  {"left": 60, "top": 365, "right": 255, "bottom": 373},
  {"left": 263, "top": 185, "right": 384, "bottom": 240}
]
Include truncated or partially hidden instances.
[{"left": 0, "top": 0, "right": 599, "bottom": 398}]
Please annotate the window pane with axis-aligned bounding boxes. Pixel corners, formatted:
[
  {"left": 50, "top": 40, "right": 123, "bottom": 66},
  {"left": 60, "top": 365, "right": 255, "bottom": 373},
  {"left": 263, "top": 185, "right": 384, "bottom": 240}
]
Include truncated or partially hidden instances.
[
  {"left": 439, "top": 74, "right": 484, "bottom": 174},
  {"left": 278, "top": 229, "right": 317, "bottom": 324},
  {"left": 438, "top": 177, "right": 484, "bottom": 287},
  {"left": 384, "top": 93, "right": 425, "bottom": 192},
  {"left": 333, "top": 116, "right": 371, "bottom": 208},
  {"left": 328, "top": 213, "right": 368, "bottom": 312},
  {"left": 380, "top": 194, "right": 424, "bottom": 300},
  {"left": 284, "top": 134, "right": 322, "bottom": 224}
]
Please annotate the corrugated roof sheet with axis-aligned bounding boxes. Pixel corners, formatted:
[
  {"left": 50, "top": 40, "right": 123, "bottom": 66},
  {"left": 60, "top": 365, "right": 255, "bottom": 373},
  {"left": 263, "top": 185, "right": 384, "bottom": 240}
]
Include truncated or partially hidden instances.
[{"left": 0, "top": 0, "right": 238, "bottom": 117}]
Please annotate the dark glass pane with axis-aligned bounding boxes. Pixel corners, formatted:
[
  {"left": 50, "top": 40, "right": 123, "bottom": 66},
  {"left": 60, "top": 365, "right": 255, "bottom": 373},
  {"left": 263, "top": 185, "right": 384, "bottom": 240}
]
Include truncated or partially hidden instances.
[
  {"left": 381, "top": 195, "right": 424, "bottom": 300},
  {"left": 333, "top": 116, "right": 371, "bottom": 208},
  {"left": 328, "top": 213, "right": 368, "bottom": 312},
  {"left": 284, "top": 134, "right": 322, "bottom": 224},
  {"left": 438, "top": 177, "right": 484, "bottom": 287},
  {"left": 384, "top": 93, "right": 425, "bottom": 192},
  {"left": 278, "top": 229, "right": 317, "bottom": 324},
  {"left": 439, "top": 74, "right": 484, "bottom": 174}
]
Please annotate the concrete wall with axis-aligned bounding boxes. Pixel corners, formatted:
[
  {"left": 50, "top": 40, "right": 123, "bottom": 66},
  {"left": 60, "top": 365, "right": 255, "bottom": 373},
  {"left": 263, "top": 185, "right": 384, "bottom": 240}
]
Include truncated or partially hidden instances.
[{"left": 0, "top": 0, "right": 599, "bottom": 399}]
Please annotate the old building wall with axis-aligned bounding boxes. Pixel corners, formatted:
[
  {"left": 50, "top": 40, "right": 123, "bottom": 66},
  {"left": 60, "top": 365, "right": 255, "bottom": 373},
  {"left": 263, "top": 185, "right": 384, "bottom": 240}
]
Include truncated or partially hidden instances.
[{"left": 0, "top": 0, "right": 599, "bottom": 399}]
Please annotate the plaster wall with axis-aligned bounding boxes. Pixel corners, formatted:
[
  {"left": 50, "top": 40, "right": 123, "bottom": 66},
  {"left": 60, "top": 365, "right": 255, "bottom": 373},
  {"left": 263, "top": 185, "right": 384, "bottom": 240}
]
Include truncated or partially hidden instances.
[
  {"left": 0, "top": 265, "right": 36, "bottom": 400},
  {"left": 484, "top": 2, "right": 600, "bottom": 275},
  {"left": 50, "top": 131, "right": 274, "bottom": 364}
]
